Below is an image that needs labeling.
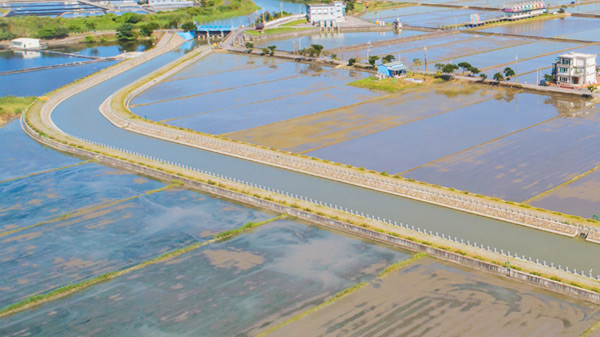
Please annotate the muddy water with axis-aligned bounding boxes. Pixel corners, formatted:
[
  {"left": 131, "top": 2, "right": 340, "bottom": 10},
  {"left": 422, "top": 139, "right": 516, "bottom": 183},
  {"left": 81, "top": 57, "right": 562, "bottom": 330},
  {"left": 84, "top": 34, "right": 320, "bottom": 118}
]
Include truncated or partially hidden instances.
[
  {"left": 407, "top": 104, "right": 600, "bottom": 202},
  {"left": 309, "top": 90, "right": 560, "bottom": 174},
  {"left": 531, "top": 166, "right": 600, "bottom": 218},
  {"left": 271, "top": 258, "right": 600, "bottom": 337},
  {"left": 0, "top": 220, "right": 410, "bottom": 336},
  {"left": 0, "top": 189, "right": 273, "bottom": 307}
]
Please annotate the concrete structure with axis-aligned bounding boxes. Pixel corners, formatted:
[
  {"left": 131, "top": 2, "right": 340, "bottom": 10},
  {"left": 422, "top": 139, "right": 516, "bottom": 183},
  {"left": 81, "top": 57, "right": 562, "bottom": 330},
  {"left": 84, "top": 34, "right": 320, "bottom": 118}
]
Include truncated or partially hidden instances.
[
  {"left": 10, "top": 38, "right": 41, "bottom": 50},
  {"left": 503, "top": 1, "right": 546, "bottom": 20},
  {"left": 377, "top": 61, "right": 406, "bottom": 78},
  {"left": 307, "top": 1, "right": 345, "bottom": 25},
  {"left": 553, "top": 52, "right": 597, "bottom": 87}
]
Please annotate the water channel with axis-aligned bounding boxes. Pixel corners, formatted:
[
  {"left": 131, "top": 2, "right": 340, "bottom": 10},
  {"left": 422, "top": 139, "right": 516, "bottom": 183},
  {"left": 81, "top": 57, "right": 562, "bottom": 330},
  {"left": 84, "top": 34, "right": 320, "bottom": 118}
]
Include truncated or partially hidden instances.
[{"left": 47, "top": 44, "right": 600, "bottom": 274}]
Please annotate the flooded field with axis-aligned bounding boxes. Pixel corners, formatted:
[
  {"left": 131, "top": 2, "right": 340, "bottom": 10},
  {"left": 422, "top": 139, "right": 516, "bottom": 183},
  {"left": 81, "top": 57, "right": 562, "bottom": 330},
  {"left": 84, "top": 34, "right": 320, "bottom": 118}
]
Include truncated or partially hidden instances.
[
  {"left": 0, "top": 121, "right": 81, "bottom": 181},
  {"left": 530, "top": 167, "right": 600, "bottom": 219},
  {"left": 480, "top": 16, "right": 600, "bottom": 42},
  {"left": 0, "top": 162, "right": 165, "bottom": 233},
  {"left": 308, "top": 90, "right": 560, "bottom": 173},
  {"left": 131, "top": 53, "right": 381, "bottom": 134},
  {"left": 252, "top": 30, "right": 426, "bottom": 52},
  {"left": 0, "top": 188, "right": 273, "bottom": 307},
  {"left": 0, "top": 220, "right": 410, "bottom": 336},
  {"left": 406, "top": 103, "right": 600, "bottom": 202},
  {"left": 363, "top": 7, "right": 501, "bottom": 27},
  {"left": 270, "top": 258, "right": 600, "bottom": 337}
]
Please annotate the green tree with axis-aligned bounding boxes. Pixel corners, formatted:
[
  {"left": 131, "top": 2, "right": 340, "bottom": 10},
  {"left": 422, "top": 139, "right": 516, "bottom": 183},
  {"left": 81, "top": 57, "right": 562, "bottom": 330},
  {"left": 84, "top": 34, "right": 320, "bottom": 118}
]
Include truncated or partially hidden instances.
[
  {"left": 493, "top": 72, "right": 505, "bottom": 83},
  {"left": 441, "top": 63, "right": 458, "bottom": 74},
  {"left": 116, "top": 23, "right": 137, "bottom": 41},
  {"left": 267, "top": 45, "right": 277, "bottom": 56},
  {"left": 261, "top": 47, "right": 269, "bottom": 55},
  {"left": 84, "top": 21, "right": 96, "bottom": 31},
  {"left": 348, "top": 58, "right": 357, "bottom": 66},
  {"left": 457, "top": 62, "right": 472, "bottom": 74},
  {"left": 413, "top": 58, "right": 422, "bottom": 67},
  {"left": 245, "top": 42, "right": 254, "bottom": 53},
  {"left": 382, "top": 54, "right": 395, "bottom": 63},
  {"left": 543, "top": 74, "right": 556, "bottom": 83},
  {"left": 588, "top": 85, "right": 597, "bottom": 93},
  {"left": 181, "top": 22, "right": 196, "bottom": 32},
  {"left": 368, "top": 55, "right": 379, "bottom": 67},
  {"left": 434, "top": 63, "right": 444, "bottom": 71},
  {"left": 479, "top": 73, "right": 488, "bottom": 82},
  {"left": 503, "top": 67, "right": 515, "bottom": 81},
  {"left": 140, "top": 22, "right": 159, "bottom": 37},
  {"left": 310, "top": 44, "right": 323, "bottom": 57},
  {"left": 469, "top": 66, "right": 481, "bottom": 76},
  {"left": 121, "top": 12, "right": 142, "bottom": 24}
]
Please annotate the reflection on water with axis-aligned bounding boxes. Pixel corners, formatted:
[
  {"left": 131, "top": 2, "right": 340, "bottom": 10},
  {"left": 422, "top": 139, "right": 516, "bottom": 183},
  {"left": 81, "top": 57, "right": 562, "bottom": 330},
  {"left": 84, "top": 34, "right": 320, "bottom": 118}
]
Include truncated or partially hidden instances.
[{"left": 0, "top": 220, "right": 409, "bottom": 336}]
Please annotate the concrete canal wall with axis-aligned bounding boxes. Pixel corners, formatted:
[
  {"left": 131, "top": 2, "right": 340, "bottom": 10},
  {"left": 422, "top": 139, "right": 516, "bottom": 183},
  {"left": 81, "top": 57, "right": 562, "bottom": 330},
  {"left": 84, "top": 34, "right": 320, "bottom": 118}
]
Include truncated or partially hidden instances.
[{"left": 20, "top": 114, "right": 600, "bottom": 305}]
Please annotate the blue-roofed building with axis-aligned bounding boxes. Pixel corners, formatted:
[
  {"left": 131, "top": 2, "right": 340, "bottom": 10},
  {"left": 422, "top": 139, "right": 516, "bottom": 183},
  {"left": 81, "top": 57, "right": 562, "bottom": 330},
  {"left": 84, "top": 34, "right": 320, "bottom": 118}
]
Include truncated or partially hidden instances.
[{"left": 377, "top": 61, "right": 406, "bottom": 78}]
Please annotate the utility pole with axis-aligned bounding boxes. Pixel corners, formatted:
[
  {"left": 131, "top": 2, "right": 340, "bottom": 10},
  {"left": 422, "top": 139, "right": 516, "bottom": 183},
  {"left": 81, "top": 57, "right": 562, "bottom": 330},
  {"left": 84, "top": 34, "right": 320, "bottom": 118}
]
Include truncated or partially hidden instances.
[
  {"left": 424, "top": 45, "right": 428, "bottom": 72},
  {"left": 515, "top": 54, "right": 518, "bottom": 84}
]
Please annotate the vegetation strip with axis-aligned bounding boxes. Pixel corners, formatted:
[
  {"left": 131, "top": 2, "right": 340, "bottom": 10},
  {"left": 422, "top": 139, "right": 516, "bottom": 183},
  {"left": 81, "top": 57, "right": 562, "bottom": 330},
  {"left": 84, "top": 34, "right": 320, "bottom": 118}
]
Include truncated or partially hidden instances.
[
  {"left": 0, "top": 160, "right": 92, "bottom": 185},
  {"left": 581, "top": 318, "right": 600, "bottom": 337},
  {"left": 0, "top": 185, "right": 172, "bottom": 238},
  {"left": 0, "top": 214, "right": 285, "bottom": 318},
  {"left": 257, "top": 252, "right": 427, "bottom": 336}
]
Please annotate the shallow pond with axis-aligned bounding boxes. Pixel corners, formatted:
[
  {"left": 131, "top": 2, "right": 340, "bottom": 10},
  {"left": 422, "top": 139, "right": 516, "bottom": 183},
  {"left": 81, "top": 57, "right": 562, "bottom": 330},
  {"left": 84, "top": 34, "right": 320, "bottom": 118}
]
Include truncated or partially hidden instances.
[
  {"left": 0, "top": 220, "right": 410, "bottom": 336},
  {"left": 407, "top": 105, "right": 600, "bottom": 202},
  {"left": 0, "top": 188, "right": 273, "bottom": 307}
]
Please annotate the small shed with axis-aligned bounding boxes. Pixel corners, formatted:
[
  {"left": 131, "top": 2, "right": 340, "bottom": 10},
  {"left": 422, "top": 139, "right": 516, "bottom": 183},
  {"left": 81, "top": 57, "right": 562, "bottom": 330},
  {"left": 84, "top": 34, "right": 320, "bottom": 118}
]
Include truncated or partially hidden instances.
[
  {"left": 11, "top": 38, "right": 41, "bottom": 50},
  {"left": 377, "top": 61, "right": 406, "bottom": 78}
]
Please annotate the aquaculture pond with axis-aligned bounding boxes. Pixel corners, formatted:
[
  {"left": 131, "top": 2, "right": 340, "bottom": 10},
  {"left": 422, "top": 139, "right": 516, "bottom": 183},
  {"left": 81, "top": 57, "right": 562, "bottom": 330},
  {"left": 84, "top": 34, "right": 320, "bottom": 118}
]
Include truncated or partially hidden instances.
[
  {"left": 0, "top": 188, "right": 274, "bottom": 307},
  {"left": 0, "top": 120, "right": 80, "bottom": 181},
  {"left": 480, "top": 16, "right": 600, "bottom": 41},
  {"left": 308, "top": 90, "right": 560, "bottom": 174},
  {"left": 406, "top": 103, "right": 600, "bottom": 202},
  {"left": 131, "top": 53, "right": 381, "bottom": 134},
  {"left": 271, "top": 258, "right": 600, "bottom": 337},
  {"left": 251, "top": 30, "right": 426, "bottom": 52},
  {"left": 0, "top": 220, "right": 410, "bottom": 336},
  {"left": 365, "top": 7, "right": 501, "bottom": 27}
]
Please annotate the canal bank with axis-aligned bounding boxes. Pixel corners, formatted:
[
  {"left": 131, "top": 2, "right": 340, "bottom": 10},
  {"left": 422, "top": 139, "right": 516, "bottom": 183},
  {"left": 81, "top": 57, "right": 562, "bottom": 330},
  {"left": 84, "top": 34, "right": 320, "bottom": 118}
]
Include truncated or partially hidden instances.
[{"left": 27, "top": 30, "right": 600, "bottom": 284}]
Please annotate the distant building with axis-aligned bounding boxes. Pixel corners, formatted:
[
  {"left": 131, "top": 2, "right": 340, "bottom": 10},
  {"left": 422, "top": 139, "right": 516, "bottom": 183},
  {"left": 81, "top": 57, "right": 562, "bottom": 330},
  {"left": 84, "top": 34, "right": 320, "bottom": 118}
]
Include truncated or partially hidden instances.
[
  {"left": 306, "top": 1, "right": 345, "bottom": 26},
  {"left": 148, "top": 0, "right": 193, "bottom": 8},
  {"left": 10, "top": 38, "right": 41, "bottom": 50},
  {"left": 502, "top": 1, "right": 546, "bottom": 20},
  {"left": 377, "top": 61, "right": 406, "bottom": 78},
  {"left": 553, "top": 52, "right": 597, "bottom": 86}
]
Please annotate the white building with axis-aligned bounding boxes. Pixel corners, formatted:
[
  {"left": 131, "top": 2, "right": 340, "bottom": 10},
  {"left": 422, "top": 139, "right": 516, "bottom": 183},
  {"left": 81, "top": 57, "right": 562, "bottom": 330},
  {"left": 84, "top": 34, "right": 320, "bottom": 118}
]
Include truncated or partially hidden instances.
[
  {"left": 10, "top": 38, "right": 41, "bottom": 50},
  {"left": 307, "top": 1, "right": 345, "bottom": 25},
  {"left": 502, "top": 1, "right": 546, "bottom": 20},
  {"left": 554, "top": 52, "right": 597, "bottom": 87}
]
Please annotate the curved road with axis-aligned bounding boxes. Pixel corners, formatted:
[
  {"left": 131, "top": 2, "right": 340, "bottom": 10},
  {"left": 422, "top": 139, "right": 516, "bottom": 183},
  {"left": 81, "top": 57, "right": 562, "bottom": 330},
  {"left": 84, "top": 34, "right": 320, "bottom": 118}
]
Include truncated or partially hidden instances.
[{"left": 47, "top": 43, "right": 600, "bottom": 274}]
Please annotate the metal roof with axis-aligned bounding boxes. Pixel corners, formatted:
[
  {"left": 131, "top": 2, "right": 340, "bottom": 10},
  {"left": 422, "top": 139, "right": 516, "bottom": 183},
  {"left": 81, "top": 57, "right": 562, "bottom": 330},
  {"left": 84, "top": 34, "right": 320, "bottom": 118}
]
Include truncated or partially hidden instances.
[{"left": 382, "top": 61, "right": 406, "bottom": 70}]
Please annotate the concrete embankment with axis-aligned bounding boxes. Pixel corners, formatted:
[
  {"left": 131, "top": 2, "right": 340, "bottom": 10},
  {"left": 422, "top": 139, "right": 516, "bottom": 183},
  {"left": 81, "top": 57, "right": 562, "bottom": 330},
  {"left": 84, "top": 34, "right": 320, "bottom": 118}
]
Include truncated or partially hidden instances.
[
  {"left": 20, "top": 115, "right": 600, "bottom": 305},
  {"left": 108, "top": 46, "right": 596, "bottom": 242}
]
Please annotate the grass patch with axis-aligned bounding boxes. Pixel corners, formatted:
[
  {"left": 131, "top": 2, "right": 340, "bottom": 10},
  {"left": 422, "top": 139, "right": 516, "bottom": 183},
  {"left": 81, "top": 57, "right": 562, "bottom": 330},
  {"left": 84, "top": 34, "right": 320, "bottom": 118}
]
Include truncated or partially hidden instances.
[
  {"left": 0, "top": 96, "right": 37, "bottom": 126},
  {"left": 348, "top": 76, "right": 432, "bottom": 93},
  {"left": 364, "top": 0, "right": 412, "bottom": 11},
  {"left": 280, "top": 19, "right": 308, "bottom": 27},
  {"left": 378, "top": 252, "right": 426, "bottom": 278},
  {"left": 246, "top": 26, "right": 313, "bottom": 36},
  {"left": 256, "top": 281, "right": 369, "bottom": 337}
]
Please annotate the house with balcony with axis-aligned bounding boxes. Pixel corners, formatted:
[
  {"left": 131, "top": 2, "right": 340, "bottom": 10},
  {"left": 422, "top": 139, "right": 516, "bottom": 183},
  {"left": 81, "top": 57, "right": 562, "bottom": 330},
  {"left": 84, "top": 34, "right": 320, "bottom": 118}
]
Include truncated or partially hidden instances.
[
  {"left": 553, "top": 52, "right": 597, "bottom": 87},
  {"left": 307, "top": 1, "right": 345, "bottom": 26}
]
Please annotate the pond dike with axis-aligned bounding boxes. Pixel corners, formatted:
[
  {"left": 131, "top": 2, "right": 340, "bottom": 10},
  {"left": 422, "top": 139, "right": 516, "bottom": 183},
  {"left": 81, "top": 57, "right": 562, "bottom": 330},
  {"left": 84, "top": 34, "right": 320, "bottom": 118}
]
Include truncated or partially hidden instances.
[{"left": 21, "top": 114, "right": 600, "bottom": 305}]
